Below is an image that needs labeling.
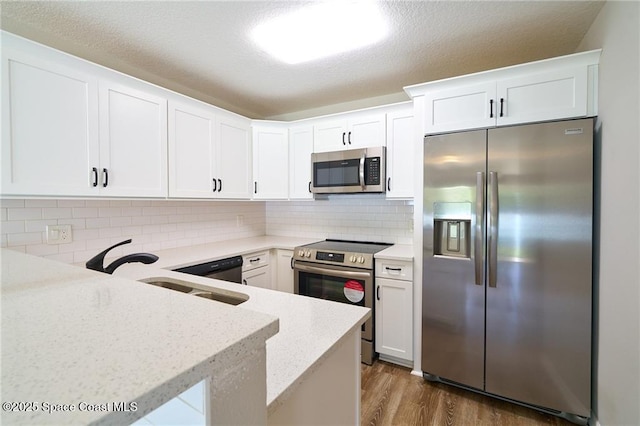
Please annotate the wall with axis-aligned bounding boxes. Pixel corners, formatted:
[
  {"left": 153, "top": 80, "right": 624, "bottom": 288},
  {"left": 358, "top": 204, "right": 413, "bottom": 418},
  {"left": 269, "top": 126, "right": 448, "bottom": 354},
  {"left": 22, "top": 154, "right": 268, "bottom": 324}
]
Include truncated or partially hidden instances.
[
  {"left": 577, "top": 2, "right": 640, "bottom": 425},
  {"left": 266, "top": 196, "right": 414, "bottom": 245},
  {"left": 0, "top": 199, "right": 266, "bottom": 264}
]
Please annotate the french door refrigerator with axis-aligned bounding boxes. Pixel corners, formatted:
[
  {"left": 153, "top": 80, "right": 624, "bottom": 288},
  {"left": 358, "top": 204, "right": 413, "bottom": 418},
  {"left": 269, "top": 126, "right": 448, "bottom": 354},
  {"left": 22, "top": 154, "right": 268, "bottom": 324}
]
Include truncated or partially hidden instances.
[{"left": 422, "top": 118, "right": 593, "bottom": 423}]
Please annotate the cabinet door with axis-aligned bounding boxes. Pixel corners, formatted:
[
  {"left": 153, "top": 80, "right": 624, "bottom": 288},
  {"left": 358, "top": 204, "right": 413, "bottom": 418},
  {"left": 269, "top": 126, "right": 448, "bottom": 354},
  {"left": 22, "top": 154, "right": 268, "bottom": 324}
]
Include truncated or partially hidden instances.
[
  {"left": 275, "top": 249, "right": 294, "bottom": 293},
  {"left": 425, "top": 81, "right": 496, "bottom": 134},
  {"left": 385, "top": 110, "right": 414, "bottom": 198},
  {"left": 99, "top": 81, "right": 168, "bottom": 197},
  {"left": 215, "top": 115, "right": 252, "bottom": 199},
  {"left": 242, "top": 266, "right": 271, "bottom": 289},
  {"left": 289, "top": 126, "right": 314, "bottom": 199},
  {"left": 375, "top": 277, "right": 413, "bottom": 361},
  {"left": 1, "top": 47, "right": 99, "bottom": 196},
  {"left": 168, "top": 100, "right": 216, "bottom": 198},
  {"left": 347, "top": 113, "right": 386, "bottom": 149},
  {"left": 497, "top": 65, "right": 588, "bottom": 126},
  {"left": 253, "top": 126, "right": 289, "bottom": 200},
  {"left": 313, "top": 120, "right": 347, "bottom": 152}
]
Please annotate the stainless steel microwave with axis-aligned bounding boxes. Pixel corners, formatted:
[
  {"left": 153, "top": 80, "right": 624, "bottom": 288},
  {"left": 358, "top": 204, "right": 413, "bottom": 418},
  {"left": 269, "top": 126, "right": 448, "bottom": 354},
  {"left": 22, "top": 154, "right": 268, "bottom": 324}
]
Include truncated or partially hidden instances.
[{"left": 311, "top": 146, "right": 386, "bottom": 194}]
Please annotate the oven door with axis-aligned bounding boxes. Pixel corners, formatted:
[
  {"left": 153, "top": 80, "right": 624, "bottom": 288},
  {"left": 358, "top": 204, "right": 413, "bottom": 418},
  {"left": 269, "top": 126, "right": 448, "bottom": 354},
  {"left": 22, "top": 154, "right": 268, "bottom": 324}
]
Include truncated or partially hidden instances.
[{"left": 293, "top": 261, "right": 373, "bottom": 341}]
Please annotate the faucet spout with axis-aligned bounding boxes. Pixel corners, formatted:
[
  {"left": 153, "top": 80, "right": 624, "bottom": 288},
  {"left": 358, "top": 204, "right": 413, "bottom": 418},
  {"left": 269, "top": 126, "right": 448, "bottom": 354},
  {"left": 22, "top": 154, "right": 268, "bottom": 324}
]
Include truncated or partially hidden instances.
[{"left": 104, "top": 253, "right": 159, "bottom": 274}]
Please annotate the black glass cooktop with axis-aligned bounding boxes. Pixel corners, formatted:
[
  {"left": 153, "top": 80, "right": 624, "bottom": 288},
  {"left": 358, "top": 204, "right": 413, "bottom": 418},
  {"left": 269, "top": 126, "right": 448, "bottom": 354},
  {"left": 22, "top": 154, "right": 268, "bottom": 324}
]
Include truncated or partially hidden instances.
[{"left": 300, "top": 239, "right": 392, "bottom": 255}]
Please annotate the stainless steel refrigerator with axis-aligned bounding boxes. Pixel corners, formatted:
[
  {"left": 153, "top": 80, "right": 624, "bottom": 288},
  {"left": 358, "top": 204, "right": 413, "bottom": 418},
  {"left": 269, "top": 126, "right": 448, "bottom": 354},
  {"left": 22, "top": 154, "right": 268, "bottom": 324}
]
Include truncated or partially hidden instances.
[{"left": 422, "top": 118, "right": 593, "bottom": 422}]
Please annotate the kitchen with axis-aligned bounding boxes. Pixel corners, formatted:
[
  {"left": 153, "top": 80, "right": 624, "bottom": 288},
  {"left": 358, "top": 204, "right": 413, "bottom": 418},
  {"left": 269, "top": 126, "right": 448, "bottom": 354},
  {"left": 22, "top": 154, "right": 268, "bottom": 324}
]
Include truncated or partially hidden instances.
[{"left": 1, "top": 1, "right": 638, "bottom": 426}]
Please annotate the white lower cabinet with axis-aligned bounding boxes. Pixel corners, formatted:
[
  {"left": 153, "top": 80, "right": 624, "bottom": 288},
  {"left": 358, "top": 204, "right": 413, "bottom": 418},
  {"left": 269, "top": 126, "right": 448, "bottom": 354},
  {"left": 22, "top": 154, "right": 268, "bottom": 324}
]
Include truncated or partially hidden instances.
[
  {"left": 375, "top": 258, "right": 413, "bottom": 364},
  {"left": 274, "top": 249, "right": 294, "bottom": 293},
  {"left": 242, "top": 251, "right": 271, "bottom": 289}
]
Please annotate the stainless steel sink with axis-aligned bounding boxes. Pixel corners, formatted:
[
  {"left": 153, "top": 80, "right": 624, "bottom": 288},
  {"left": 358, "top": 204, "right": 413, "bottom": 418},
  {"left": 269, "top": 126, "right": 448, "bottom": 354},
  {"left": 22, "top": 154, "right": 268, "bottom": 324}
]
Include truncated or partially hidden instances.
[{"left": 139, "top": 277, "right": 249, "bottom": 305}]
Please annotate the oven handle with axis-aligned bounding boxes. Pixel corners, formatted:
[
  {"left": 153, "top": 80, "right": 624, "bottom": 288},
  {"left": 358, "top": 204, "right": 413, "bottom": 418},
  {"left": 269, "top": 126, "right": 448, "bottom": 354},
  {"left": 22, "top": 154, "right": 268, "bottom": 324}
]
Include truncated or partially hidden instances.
[{"left": 293, "top": 262, "right": 372, "bottom": 280}]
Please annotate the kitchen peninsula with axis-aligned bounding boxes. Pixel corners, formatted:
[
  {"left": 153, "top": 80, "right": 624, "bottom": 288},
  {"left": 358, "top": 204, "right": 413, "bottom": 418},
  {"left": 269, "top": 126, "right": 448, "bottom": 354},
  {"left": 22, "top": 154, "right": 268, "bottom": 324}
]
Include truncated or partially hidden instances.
[{"left": 1, "top": 240, "right": 370, "bottom": 425}]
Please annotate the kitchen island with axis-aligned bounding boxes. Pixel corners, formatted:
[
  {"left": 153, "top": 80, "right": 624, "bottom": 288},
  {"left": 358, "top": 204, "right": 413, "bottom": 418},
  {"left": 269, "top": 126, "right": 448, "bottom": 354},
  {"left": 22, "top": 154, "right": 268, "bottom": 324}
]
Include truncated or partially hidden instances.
[{"left": 1, "top": 243, "right": 370, "bottom": 425}]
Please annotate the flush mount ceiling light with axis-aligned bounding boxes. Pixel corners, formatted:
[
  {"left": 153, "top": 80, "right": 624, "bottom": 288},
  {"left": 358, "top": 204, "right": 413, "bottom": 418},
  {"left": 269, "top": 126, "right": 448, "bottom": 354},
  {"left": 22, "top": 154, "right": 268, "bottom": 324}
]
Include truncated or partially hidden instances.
[{"left": 251, "top": 1, "right": 388, "bottom": 65}]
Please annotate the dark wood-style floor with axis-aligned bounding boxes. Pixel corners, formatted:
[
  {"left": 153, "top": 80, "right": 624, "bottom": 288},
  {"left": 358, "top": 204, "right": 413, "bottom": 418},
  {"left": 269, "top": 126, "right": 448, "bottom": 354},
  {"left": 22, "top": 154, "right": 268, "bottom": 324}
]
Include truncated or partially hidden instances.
[{"left": 361, "top": 361, "right": 576, "bottom": 426}]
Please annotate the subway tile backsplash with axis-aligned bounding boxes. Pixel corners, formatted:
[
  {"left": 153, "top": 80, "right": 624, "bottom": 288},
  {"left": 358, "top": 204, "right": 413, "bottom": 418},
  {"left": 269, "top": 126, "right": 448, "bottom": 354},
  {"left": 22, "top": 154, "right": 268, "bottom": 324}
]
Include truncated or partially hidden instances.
[
  {"left": 266, "top": 195, "right": 414, "bottom": 245},
  {"left": 1, "top": 196, "right": 413, "bottom": 264},
  {"left": 1, "top": 199, "right": 266, "bottom": 264}
]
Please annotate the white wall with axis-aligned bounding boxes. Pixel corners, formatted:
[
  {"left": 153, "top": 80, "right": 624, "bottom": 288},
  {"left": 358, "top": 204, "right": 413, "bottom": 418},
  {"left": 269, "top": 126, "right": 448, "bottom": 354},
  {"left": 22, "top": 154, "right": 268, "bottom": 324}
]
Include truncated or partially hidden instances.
[
  {"left": 266, "top": 196, "right": 414, "bottom": 245},
  {"left": 0, "top": 199, "right": 266, "bottom": 263},
  {"left": 577, "top": 2, "right": 640, "bottom": 425}
]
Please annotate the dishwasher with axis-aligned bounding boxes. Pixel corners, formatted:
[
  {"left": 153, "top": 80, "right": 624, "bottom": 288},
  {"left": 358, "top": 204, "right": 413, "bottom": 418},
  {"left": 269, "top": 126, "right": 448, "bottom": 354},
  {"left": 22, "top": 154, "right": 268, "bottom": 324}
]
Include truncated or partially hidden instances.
[{"left": 173, "top": 255, "right": 243, "bottom": 284}]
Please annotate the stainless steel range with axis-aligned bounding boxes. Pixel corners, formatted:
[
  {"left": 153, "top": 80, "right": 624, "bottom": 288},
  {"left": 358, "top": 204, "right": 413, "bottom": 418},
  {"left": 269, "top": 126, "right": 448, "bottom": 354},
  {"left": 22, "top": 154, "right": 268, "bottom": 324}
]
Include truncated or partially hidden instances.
[{"left": 292, "top": 239, "right": 392, "bottom": 365}]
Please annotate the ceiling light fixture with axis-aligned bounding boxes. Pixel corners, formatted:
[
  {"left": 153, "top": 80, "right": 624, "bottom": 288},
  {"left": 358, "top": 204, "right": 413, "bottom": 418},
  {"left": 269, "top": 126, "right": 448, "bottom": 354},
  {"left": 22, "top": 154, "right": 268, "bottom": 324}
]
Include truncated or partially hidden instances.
[{"left": 251, "top": 1, "right": 388, "bottom": 65}]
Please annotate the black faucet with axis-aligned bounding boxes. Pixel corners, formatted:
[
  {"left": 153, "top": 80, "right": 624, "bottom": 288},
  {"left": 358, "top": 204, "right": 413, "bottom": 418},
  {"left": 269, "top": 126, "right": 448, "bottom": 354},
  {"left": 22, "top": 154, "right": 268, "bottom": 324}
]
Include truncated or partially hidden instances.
[{"left": 86, "top": 239, "right": 159, "bottom": 274}]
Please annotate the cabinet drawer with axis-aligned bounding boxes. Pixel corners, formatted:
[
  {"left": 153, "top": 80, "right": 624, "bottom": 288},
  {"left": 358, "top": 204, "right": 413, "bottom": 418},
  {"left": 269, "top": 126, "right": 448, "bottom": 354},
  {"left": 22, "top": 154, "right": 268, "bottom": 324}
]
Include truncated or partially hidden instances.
[
  {"left": 376, "top": 259, "right": 413, "bottom": 281},
  {"left": 242, "top": 251, "right": 270, "bottom": 272}
]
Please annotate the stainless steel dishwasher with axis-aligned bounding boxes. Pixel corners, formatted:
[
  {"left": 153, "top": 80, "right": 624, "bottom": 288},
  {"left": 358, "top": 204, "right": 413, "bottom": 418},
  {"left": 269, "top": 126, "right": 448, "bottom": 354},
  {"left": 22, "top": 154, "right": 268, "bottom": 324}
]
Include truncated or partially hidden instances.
[{"left": 173, "top": 255, "right": 243, "bottom": 284}]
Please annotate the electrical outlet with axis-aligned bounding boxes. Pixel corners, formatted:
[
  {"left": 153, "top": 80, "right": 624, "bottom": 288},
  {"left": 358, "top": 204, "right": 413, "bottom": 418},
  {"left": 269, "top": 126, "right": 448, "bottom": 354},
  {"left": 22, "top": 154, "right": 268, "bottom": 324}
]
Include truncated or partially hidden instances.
[{"left": 46, "top": 224, "right": 73, "bottom": 244}]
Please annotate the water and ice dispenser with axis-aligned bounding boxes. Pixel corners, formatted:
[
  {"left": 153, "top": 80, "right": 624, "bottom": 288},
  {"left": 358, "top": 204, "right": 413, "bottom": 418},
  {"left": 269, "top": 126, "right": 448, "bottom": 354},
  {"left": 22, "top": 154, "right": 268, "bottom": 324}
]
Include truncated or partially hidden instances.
[{"left": 433, "top": 202, "right": 471, "bottom": 259}]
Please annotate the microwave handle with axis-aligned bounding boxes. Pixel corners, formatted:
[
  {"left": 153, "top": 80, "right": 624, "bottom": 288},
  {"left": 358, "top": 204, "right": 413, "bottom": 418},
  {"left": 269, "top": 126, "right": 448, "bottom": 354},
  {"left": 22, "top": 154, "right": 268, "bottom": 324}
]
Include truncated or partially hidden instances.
[{"left": 359, "top": 151, "right": 366, "bottom": 189}]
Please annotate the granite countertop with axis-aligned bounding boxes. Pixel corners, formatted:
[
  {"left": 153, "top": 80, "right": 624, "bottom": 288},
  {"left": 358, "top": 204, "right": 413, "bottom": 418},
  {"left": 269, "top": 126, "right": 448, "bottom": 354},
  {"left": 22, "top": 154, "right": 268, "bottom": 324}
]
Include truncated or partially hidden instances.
[
  {"left": 113, "top": 235, "right": 372, "bottom": 414},
  {"left": 374, "top": 243, "right": 414, "bottom": 261},
  {"left": 0, "top": 249, "right": 279, "bottom": 425},
  {"left": 2, "top": 235, "right": 373, "bottom": 422}
]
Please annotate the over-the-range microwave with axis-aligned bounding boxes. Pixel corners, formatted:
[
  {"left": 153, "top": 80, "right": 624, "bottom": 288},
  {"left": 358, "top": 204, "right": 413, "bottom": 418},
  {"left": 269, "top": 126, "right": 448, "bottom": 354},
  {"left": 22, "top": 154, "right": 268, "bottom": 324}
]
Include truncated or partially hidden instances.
[{"left": 311, "top": 146, "right": 386, "bottom": 194}]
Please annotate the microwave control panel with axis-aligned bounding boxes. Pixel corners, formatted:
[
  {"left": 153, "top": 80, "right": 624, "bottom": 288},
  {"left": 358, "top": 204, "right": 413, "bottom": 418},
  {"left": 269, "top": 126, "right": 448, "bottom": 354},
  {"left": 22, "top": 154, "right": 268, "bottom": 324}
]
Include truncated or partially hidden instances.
[{"left": 365, "top": 157, "right": 381, "bottom": 185}]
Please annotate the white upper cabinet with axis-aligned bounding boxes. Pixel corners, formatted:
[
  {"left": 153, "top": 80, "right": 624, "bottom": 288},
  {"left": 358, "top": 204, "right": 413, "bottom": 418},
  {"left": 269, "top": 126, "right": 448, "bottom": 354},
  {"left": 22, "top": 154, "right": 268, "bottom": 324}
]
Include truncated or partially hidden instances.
[
  {"left": 313, "top": 113, "right": 386, "bottom": 152},
  {"left": 252, "top": 124, "right": 289, "bottom": 200},
  {"left": 168, "top": 100, "right": 216, "bottom": 198},
  {"left": 288, "top": 126, "right": 314, "bottom": 200},
  {"left": 214, "top": 114, "right": 252, "bottom": 199},
  {"left": 98, "top": 80, "right": 168, "bottom": 197},
  {"left": 385, "top": 106, "right": 415, "bottom": 199},
  {"left": 424, "top": 81, "right": 496, "bottom": 134},
  {"left": 407, "top": 49, "right": 601, "bottom": 134},
  {"left": 1, "top": 32, "right": 168, "bottom": 198},
  {"left": 496, "top": 66, "right": 588, "bottom": 126},
  {"left": 1, "top": 42, "right": 100, "bottom": 197}
]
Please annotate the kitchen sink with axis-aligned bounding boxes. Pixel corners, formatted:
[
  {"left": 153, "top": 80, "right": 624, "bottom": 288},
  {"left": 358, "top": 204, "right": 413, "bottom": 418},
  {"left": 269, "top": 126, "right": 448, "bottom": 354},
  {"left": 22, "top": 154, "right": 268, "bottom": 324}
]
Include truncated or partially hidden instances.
[{"left": 139, "top": 277, "right": 249, "bottom": 305}]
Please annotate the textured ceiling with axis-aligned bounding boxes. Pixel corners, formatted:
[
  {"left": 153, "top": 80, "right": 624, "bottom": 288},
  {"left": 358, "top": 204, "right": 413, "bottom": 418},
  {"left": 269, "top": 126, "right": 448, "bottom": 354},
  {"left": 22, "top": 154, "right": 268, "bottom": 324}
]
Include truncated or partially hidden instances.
[{"left": 1, "top": 1, "right": 604, "bottom": 120}]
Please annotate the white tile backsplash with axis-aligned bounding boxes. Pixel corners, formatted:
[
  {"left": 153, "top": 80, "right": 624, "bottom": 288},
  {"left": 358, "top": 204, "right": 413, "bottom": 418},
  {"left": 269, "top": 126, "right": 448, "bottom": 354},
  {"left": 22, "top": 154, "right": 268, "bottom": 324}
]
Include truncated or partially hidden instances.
[
  {"left": 266, "top": 195, "right": 414, "bottom": 245},
  {"left": 1, "top": 199, "right": 267, "bottom": 264},
  {"left": 1, "top": 195, "right": 414, "bottom": 264}
]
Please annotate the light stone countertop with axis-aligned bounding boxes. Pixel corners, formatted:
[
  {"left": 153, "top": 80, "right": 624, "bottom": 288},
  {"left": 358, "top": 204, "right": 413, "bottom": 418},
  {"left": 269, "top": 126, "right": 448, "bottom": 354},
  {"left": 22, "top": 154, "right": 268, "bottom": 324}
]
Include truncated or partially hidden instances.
[
  {"left": 111, "top": 235, "right": 372, "bottom": 414},
  {"left": 2, "top": 235, "right": 373, "bottom": 423},
  {"left": 374, "top": 243, "right": 414, "bottom": 261},
  {"left": 0, "top": 249, "right": 279, "bottom": 425}
]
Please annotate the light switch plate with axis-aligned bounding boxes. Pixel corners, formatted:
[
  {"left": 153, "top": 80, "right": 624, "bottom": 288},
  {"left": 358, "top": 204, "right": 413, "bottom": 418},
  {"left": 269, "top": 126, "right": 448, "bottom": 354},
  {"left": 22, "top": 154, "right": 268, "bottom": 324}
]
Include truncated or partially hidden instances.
[{"left": 46, "top": 224, "right": 72, "bottom": 244}]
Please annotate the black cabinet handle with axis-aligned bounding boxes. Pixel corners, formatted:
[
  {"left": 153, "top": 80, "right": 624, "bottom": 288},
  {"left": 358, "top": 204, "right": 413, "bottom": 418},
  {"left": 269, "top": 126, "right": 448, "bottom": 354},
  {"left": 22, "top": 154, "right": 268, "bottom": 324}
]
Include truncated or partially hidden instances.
[
  {"left": 342, "top": 132, "right": 346, "bottom": 145},
  {"left": 212, "top": 178, "right": 217, "bottom": 192},
  {"left": 500, "top": 98, "right": 504, "bottom": 117},
  {"left": 102, "top": 168, "right": 108, "bottom": 188},
  {"left": 376, "top": 285, "right": 380, "bottom": 301},
  {"left": 387, "top": 177, "right": 391, "bottom": 192},
  {"left": 385, "top": 267, "right": 402, "bottom": 271},
  {"left": 308, "top": 181, "right": 312, "bottom": 193},
  {"left": 348, "top": 131, "right": 352, "bottom": 144},
  {"left": 242, "top": 279, "right": 247, "bottom": 285},
  {"left": 489, "top": 99, "right": 494, "bottom": 118},
  {"left": 254, "top": 181, "right": 258, "bottom": 194},
  {"left": 218, "top": 179, "right": 222, "bottom": 192},
  {"left": 91, "top": 167, "right": 98, "bottom": 187},
  {"left": 250, "top": 258, "right": 260, "bottom": 263}
]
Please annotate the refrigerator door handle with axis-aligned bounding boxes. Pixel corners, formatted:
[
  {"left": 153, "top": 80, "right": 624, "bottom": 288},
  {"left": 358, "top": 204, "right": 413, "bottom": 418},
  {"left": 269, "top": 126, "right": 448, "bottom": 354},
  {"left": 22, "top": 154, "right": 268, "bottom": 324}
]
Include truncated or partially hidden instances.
[
  {"left": 488, "top": 171, "right": 499, "bottom": 288},
  {"left": 475, "top": 172, "right": 485, "bottom": 285}
]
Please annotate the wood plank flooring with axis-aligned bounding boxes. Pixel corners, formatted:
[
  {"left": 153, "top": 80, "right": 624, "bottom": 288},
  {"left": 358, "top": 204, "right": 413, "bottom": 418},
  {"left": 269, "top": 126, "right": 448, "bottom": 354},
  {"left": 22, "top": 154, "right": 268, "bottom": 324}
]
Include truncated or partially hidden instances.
[{"left": 361, "top": 360, "right": 576, "bottom": 426}]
